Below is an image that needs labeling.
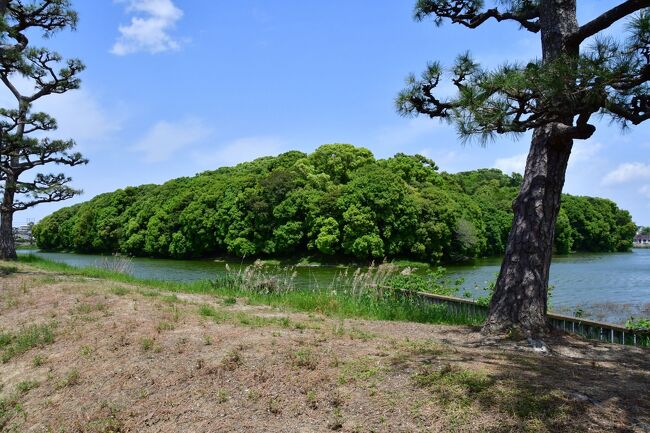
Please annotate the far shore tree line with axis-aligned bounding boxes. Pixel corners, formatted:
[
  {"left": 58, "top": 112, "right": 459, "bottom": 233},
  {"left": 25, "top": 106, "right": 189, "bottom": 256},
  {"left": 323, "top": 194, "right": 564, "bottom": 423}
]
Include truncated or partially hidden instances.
[{"left": 32, "top": 144, "right": 637, "bottom": 262}]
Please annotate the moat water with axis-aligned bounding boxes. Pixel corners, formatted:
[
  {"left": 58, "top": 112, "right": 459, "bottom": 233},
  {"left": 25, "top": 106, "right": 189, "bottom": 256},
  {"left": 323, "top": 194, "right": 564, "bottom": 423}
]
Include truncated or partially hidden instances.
[{"left": 19, "top": 248, "right": 650, "bottom": 325}]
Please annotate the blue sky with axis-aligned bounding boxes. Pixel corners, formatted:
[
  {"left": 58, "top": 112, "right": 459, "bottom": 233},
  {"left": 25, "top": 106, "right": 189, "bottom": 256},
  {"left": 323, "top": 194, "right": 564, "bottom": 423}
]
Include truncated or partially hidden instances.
[{"left": 6, "top": 0, "right": 650, "bottom": 226}]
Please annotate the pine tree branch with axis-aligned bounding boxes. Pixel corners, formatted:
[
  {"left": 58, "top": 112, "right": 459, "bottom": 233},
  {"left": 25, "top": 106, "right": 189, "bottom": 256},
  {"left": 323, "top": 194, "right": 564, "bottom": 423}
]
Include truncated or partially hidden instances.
[
  {"left": 605, "top": 96, "right": 650, "bottom": 124},
  {"left": 0, "top": 73, "right": 24, "bottom": 102},
  {"left": 12, "top": 187, "right": 78, "bottom": 211},
  {"left": 415, "top": 1, "right": 541, "bottom": 32},
  {"left": 569, "top": 0, "right": 650, "bottom": 45}
]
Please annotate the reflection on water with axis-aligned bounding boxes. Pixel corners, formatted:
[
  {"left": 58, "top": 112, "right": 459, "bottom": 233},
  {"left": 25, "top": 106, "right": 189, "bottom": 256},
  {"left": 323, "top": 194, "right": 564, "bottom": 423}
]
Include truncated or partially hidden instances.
[{"left": 19, "top": 248, "right": 650, "bottom": 325}]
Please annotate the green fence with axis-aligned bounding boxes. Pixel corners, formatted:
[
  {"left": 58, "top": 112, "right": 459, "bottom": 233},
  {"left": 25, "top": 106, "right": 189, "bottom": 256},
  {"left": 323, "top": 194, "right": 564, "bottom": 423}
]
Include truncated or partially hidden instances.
[{"left": 392, "top": 288, "right": 650, "bottom": 348}]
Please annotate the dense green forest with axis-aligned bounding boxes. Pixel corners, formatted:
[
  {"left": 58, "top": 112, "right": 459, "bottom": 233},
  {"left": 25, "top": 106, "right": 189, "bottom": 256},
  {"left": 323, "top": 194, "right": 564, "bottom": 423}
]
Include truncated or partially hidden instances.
[{"left": 33, "top": 144, "right": 637, "bottom": 263}]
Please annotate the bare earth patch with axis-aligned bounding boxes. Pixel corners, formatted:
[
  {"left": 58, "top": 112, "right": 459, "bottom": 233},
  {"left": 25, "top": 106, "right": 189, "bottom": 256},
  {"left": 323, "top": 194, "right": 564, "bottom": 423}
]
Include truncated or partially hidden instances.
[{"left": 0, "top": 264, "right": 648, "bottom": 433}]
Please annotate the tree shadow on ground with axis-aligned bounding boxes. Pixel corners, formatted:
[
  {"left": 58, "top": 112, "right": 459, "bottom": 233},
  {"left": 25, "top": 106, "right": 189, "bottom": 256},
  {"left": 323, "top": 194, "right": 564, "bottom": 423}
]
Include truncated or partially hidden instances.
[{"left": 401, "top": 330, "right": 650, "bottom": 433}]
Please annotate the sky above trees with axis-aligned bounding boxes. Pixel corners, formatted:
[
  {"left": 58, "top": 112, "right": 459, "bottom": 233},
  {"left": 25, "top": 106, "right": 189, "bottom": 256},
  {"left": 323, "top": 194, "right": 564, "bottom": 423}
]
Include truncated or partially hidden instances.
[{"left": 3, "top": 0, "right": 649, "bottom": 225}]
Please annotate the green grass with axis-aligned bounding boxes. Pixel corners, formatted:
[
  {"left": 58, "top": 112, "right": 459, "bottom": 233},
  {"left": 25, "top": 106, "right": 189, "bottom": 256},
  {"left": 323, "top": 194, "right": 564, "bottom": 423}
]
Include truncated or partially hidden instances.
[
  {"left": 55, "top": 369, "right": 80, "bottom": 389},
  {"left": 15, "top": 380, "right": 39, "bottom": 394},
  {"left": 389, "top": 259, "right": 432, "bottom": 269},
  {"left": 0, "top": 323, "right": 56, "bottom": 363},
  {"left": 18, "top": 254, "right": 483, "bottom": 327},
  {"left": 140, "top": 337, "right": 155, "bottom": 352},
  {"left": 0, "top": 264, "right": 18, "bottom": 276},
  {"left": 109, "top": 287, "right": 130, "bottom": 296},
  {"left": 338, "top": 356, "right": 385, "bottom": 385},
  {"left": 412, "top": 364, "right": 492, "bottom": 395},
  {"left": 198, "top": 303, "right": 312, "bottom": 329},
  {"left": 290, "top": 348, "right": 318, "bottom": 370}
]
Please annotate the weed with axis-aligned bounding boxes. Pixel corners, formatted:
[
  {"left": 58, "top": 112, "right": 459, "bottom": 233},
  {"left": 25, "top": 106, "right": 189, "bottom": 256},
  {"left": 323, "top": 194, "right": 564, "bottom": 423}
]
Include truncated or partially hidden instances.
[
  {"left": 56, "top": 369, "right": 80, "bottom": 389},
  {"left": 97, "top": 254, "right": 134, "bottom": 275},
  {"left": 83, "top": 415, "right": 124, "bottom": 433},
  {"left": 31, "top": 354, "right": 45, "bottom": 367},
  {"left": 293, "top": 321, "right": 308, "bottom": 330},
  {"left": 216, "top": 389, "right": 229, "bottom": 403},
  {"left": 198, "top": 304, "right": 230, "bottom": 323},
  {"left": 16, "top": 380, "right": 39, "bottom": 394},
  {"left": 328, "top": 407, "right": 344, "bottom": 431},
  {"left": 220, "top": 349, "right": 242, "bottom": 371},
  {"left": 1, "top": 322, "right": 56, "bottom": 363},
  {"left": 140, "top": 337, "right": 155, "bottom": 352},
  {"left": 338, "top": 357, "right": 384, "bottom": 385},
  {"left": 246, "top": 389, "right": 260, "bottom": 401},
  {"left": 79, "top": 345, "right": 95, "bottom": 357},
  {"left": 156, "top": 321, "right": 175, "bottom": 332},
  {"left": 74, "top": 302, "right": 107, "bottom": 315},
  {"left": 110, "top": 287, "right": 130, "bottom": 296},
  {"left": 290, "top": 348, "right": 318, "bottom": 370},
  {"left": 306, "top": 390, "right": 318, "bottom": 409},
  {"left": 161, "top": 294, "right": 180, "bottom": 303},
  {"left": 221, "top": 296, "right": 237, "bottom": 306},
  {"left": 202, "top": 335, "right": 212, "bottom": 346},
  {"left": 168, "top": 305, "right": 181, "bottom": 322},
  {"left": 333, "top": 321, "right": 346, "bottom": 336},
  {"left": 0, "top": 396, "right": 21, "bottom": 429},
  {"left": 267, "top": 396, "right": 281, "bottom": 414},
  {"left": 412, "top": 364, "right": 492, "bottom": 405},
  {"left": 347, "top": 327, "right": 375, "bottom": 341},
  {"left": 0, "top": 332, "right": 11, "bottom": 348},
  {"left": 390, "top": 338, "right": 445, "bottom": 365}
]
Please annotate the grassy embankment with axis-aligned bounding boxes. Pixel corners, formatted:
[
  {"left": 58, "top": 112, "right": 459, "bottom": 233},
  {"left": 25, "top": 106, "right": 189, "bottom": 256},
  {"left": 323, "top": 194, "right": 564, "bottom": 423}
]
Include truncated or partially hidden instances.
[
  {"left": 1, "top": 257, "right": 649, "bottom": 432},
  {"left": 14, "top": 255, "right": 484, "bottom": 327}
]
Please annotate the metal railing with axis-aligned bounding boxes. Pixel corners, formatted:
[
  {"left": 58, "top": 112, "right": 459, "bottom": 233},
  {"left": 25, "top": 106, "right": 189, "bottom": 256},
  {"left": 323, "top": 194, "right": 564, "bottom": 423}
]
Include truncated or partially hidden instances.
[{"left": 390, "top": 288, "right": 650, "bottom": 348}]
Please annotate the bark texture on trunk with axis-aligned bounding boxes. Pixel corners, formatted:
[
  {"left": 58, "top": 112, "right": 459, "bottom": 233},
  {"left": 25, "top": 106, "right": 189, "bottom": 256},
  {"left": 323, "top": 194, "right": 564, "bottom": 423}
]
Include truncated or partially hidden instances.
[
  {"left": 482, "top": 0, "right": 579, "bottom": 336},
  {"left": 0, "top": 207, "right": 16, "bottom": 261},
  {"left": 482, "top": 127, "right": 572, "bottom": 335},
  {"left": 0, "top": 171, "right": 16, "bottom": 260}
]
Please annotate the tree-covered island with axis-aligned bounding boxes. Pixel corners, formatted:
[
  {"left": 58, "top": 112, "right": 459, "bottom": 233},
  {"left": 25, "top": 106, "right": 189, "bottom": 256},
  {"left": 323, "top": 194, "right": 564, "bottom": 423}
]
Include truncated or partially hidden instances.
[{"left": 33, "top": 144, "right": 637, "bottom": 262}]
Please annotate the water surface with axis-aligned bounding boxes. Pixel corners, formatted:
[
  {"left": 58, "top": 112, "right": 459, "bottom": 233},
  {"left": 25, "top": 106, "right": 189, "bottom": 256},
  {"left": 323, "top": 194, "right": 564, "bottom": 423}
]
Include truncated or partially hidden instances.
[{"left": 19, "top": 249, "right": 650, "bottom": 325}]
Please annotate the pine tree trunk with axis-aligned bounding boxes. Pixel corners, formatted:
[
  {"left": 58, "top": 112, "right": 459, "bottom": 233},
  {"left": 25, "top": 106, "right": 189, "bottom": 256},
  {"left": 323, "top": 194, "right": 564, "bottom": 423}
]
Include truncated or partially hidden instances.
[
  {"left": 0, "top": 209, "right": 16, "bottom": 261},
  {"left": 482, "top": 126, "right": 572, "bottom": 336},
  {"left": 482, "top": 0, "right": 579, "bottom": 337},
  {"left": 0, "top": 173, "right": 17, "bottom": 260}
]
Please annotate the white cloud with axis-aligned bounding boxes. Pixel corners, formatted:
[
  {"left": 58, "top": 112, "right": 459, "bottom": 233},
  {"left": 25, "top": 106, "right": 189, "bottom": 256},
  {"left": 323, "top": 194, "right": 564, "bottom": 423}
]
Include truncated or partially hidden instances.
[
  {"left": 571, "top": 141, "right": 604, "bottom": 162},
  {"left": 0, "top": 75, "right": 122, "bottom": 149},
  {"left": 602, "top": 162, "right": 650, "bottom": 186},
  {"left": 111, "top": 0, "right": 184, "bottom": 55},
  {"left": 194, "top": 137, "right": 289, "bottom": 169},
  {"left": 32, "top": 89, "right": 123, "bottom": 148},
  {"left": 132, "top": 117, "right": 213, "bottom": 163},
  {"left": 494, "top": 153, "right": 527, "bottom": 174},
  {"left": 639, "top": 185, "right": 650, "bottom": 200}
]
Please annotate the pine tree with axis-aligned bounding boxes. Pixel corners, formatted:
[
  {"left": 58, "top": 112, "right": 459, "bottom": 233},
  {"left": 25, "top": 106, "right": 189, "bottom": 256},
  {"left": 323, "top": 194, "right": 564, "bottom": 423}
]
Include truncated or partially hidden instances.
[
  {"left": 0, "top": 0, "right": 86, "bottom": 260},
  {"left": 397, "top": 0, "right": 649, "bottom": 336}
]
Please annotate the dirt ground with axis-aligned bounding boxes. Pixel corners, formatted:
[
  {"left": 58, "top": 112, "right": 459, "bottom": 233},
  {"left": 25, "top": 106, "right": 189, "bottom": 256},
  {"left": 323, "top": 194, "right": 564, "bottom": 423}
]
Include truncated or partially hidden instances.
[{"left": 0, "top": 264, "right": 649, "bottom": 433}]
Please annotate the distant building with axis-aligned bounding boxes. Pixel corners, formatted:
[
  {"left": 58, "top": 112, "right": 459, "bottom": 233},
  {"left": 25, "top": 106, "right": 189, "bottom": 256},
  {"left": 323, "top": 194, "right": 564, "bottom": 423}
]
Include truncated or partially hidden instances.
[
  {"left": 633, "top": 234, "right": 650, "bottom": 247},
  {"left": 13, "top": 224, "right": 33, "bottom": 244}
]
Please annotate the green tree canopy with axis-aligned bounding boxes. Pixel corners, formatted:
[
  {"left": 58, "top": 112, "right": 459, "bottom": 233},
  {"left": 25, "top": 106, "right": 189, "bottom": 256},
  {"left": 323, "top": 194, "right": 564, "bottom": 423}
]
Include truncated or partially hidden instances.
[{"left": 33, "top": 144, "right": 637, "bottom": 262}]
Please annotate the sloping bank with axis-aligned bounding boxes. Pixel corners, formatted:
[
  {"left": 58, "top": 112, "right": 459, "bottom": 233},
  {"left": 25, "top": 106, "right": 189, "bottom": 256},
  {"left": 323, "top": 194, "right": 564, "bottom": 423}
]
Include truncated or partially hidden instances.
[{"left": 1, "top": 259, "right": 649, "bottom": 432}]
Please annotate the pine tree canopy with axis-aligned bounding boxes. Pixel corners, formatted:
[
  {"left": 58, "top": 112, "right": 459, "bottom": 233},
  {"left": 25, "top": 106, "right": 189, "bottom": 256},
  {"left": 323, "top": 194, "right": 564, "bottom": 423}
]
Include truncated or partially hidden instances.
[
  {"left": 396, "top": 1, "right": 650, "bottom": 143},
  {"left": 0, "top": 0, "right": 87, "bottom": 214}
]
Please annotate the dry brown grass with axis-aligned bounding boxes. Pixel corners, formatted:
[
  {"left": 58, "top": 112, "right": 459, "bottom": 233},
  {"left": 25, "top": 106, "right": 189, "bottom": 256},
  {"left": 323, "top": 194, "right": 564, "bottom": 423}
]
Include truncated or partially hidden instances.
[{"left": 0, "top": 262, "right": 648, "bottom": 433}]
